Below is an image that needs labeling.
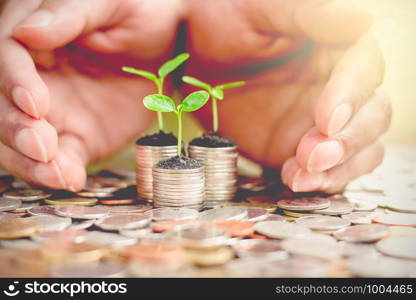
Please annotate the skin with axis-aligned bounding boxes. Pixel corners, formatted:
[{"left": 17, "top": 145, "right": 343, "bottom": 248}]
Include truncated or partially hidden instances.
[{"left": 0, "top": 0, "right": 391, "bottom": 193}]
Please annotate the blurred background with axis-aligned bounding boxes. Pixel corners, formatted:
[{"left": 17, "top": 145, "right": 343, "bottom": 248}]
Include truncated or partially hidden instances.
[{"left": 92, "top": 0, "right": 416, "bottom": 172}]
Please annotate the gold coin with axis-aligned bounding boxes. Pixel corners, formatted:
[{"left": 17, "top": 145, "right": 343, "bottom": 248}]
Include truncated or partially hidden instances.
[
  {"left": 45, "top": 197, "right": 98, "bottom": 206},
  {"left": 185, "top": 247, "right": 234, "bottom": 267},
  {"left": 0, "top": 218, "right": 40, "bottom": 239}
]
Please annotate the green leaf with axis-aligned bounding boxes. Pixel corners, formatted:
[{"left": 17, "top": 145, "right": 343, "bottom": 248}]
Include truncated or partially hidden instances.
[
  {"left": 158, "top": 53, "right": 190, "bottom": 79},
  {"left": 182, "top": 76, "right": 211, "bottom": 90},
  {"left": 121, "top": 67, "right": 157, "bottom": 82},
  {"left": 143, "top": 94, "right": 176, "bottom": 113},
  {"left": 217, "top": 81, "right": 246, "bottom": 90},
  {"left": 211, "top": 87, "right": 224, "bottom": 100},
  {"left": 181, "top": 91, "right": 210, "bottom": 112}
]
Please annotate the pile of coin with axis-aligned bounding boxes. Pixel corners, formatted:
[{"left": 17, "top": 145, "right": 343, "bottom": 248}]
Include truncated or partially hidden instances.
[
  {"left": 136, "top": 144, "right": 177, "bottom": 200},
  {"left": 152, "top": 164, "right": 205, "bottom": 210},
  {"left": 189, "top": 145, "right": 238, "bottom": 208}
]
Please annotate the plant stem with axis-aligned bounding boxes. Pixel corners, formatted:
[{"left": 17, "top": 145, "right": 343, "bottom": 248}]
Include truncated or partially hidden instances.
[
  {"left": 212, "top": 95, "right": 218, "bottom": 133},
  {"left": 156, "top": 79, "right": 165, "bottom": 131},
  {"left": 177, "top": 111, "right": 182, "bottom": 157}
]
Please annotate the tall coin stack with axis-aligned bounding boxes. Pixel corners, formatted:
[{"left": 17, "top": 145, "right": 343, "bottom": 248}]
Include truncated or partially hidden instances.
[
  {"left": 152, "top": 165, "right": 205, "bottom": 210},
  {"left": 188, "top": 145, "right": 238, "bottom": 208},
  {"left": 135, "top": 145, "right": 177, "bottom": 200}
]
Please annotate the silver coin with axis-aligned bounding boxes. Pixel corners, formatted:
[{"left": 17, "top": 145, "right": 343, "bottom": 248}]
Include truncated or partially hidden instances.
[
  {"left": 333, "top": 224, "right": 389, "bottom": 243},
  {"left": 200, "top": 207, "right": 247, "bottom": 222},
  {"left": 295, "top": 216, "right": 351, "bottom": 231},
  {"left": 348, "top": 254, "right": 411, "bottom": 277},
  {"left": 84, "top": 176, "right": 127, "bottom": 193},
  {"left": 337, "top": 241, "right": 379, "bottom": 257},
  {"left": 232, "top": 239, "right": 287, "bottom": 260},
  {"left": 95, "top": 214, "right": 151, "bottom": 231},
  {"left": 376, "top": 237, "right": 416, "bottom": 260},
  {"left": 341, "top": 212, "right": 373, "bottom": 225},
  {"left": 350, "top": 199, "right": 378, "bottom": 212},
  {"left": 373, "top": 212, "right": 416, "bottom": 227},
  {"left": 312, "top": 198, "right": 353, "bottom": 215},
  {"left": 51, "top": 262, "right": 126, "bottom": 278},
  {"left": 0, "top": 197, "right": 21, "bottom": 211},
  {"left": 3, "top": 189, "right": 51, "bottom": 201},
  {"left": 165, "top": 223, "right": 229, "bottom": 249},
  {"left": 281, "top": 234, "right": 339, "bottom": 260},
  {"left": 0, "top": 239, "right": 40, "bottom": 250},
  {"left": 119, "top": 227, "right": 152, "bottom": 239},
  {"left": 84, "top": 231, "right": 137, "bottom": 247},
  {"left": 263, "top": 255, "right": 329, "bottom": 277},
  {"left": 387, "top": 200, "right": 416, "bottom": 213},
  {"left": 254, "top": 221, "right": 311, "bottom": 239},
  {"left": 225, "top": 257, "right": 270, "bottom": 277},
  {"left": 277, "top": 197, "right": 330, "bottom": 211},
  {"left": 246, "top": 207, "right": 269, "bottom": 222},
  {"left": 69, "top": 219, "right": 96, "bottom": 230},
  {"left": 55, "top": 206, "right": 109, "bottom": 219},
  {"left": 149, "top": 207, "right": 199, "bottom": 221},
  {"left": 31, "top": 229, "right": 89, "bottom": 243},
  {"left": 26, "top": 215, "right": 72, "bottom": 232}
]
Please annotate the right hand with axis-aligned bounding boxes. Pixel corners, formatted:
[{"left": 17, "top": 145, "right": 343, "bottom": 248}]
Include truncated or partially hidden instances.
[{"left": 0, "top": 0, "right": 185, "bottom": 190}]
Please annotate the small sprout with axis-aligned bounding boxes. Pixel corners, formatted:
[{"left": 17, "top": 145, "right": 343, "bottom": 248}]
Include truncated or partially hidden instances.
[
  {"left": 182, "top": 76, "right": 245, "bottom": 133},
  {"left": 122, "top": 53, "right": 190, "bottom": 131},
  {"left": 143, "top": 91, "right": 210, "bottom": 156}
]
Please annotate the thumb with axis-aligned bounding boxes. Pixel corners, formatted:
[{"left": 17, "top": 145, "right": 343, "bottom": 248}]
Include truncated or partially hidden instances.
[
  {"left": 12, "top": 0, "right": 129, "bottom": 51},
  {"left": 252, "top": 0, "right": 373, "bottom": 44}
]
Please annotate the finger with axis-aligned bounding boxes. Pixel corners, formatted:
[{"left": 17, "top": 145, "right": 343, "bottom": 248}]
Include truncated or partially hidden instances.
[
  {"left": 0, "top": 140, "right": 86, "bottom": 191},
  {"left": 315, "top": 35, "right": 385, "bottom": 137},
  {"left": 0, "top": 39, "right": 49, "bottom": 118},
  {"left": 282, "top": 140, "right": 384, "bottom": 193},
  {"left": 297, "top": 89, "right": 391, "bottom": 173},
  {"left": 12, "top": 0, "right": 127, "bottom": 51},
  {"left": 252, "top": 0, "right": 372, "bottom": 44},
  {"left": 0, "top": 92, "right": 57, "bottom": 162}
]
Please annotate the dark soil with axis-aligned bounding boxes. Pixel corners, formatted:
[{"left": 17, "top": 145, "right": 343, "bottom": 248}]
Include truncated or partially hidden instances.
[
  {"left": 136, "top": 131, "right": 177, "bottom": 146},
  {"left": 155, "top": 156, "right": 202, "bottom": 170},
  {"left": 189, "top": 133, "right": 236, "bottom": 148}
]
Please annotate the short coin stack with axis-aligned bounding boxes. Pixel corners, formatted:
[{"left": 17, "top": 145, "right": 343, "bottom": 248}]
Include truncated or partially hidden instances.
[
  {"left": 188, "top": 145, "right": 238, "bottom": 208},
  {"left": 135, "top": 145, "right": 177, "bottom": 200}
]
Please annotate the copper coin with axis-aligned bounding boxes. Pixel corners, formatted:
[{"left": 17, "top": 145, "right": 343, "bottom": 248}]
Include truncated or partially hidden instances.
[
  {"left": 211, "top": 220, "right": 254, "bottom": 238},
  {"left": 295, "top": 216, "right": 351, "bottom": 231},
  {"left": 99, "top": 198, "right": 136, "bottom": 205},
  {"left": 152, "top": 220, "right": 197, "bottom": 233},
  {"left": 333, "top": 224, "right": 389, "bottom": 242},
  {"left": 0, "top": 218, "right": 40, "bottom": 239},
  {"left": 277, "top": 197, "right": 330, "bottom": 211},
  {"left": 95, "top": 213, "right": 151, "bottom": 231}
]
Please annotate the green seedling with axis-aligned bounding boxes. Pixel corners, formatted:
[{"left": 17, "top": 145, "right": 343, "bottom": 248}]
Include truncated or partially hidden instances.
[
  {"left": 182, "top": 76, "right": 246, "bottom": 133},
  {"left": 122, "top": 53, "right": 190, "bottom": 131},
  {"left": 143, "top": 91, "right": 210, "bottom": 156}
]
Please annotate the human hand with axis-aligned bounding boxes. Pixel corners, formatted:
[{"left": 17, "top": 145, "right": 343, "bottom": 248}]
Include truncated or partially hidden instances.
[
  {"left": 184, "top": 0, "right": 391, "bottom": 193},
  {"left": 0, "top": 0, "right": 184, "bottom": 190}
]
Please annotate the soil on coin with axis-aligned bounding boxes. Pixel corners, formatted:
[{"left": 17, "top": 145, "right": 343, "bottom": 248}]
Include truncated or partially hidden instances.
[
  {"left": 155, "top": 156, "right": 202, "bottom": 170},
  {"left": 136, "top": 131, "right": 177, "bottom": 146},
  {"left": 190, "top": 133, "right": 235, "bottom": 148}
]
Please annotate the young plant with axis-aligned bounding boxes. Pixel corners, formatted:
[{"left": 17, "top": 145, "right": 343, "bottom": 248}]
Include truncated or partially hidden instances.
[
  {"left": 143, "top": 91, "right": 210, "bottom": 156},
  {"left": 122, "top": 53, "right": 190, "bottom": 132},
  {"left": 182, "top": 76, "right": 246, "bottom": 133}
]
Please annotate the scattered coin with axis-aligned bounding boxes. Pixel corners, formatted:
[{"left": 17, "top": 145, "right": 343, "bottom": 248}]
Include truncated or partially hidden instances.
[
  {"left": 232, "top": 239, "right": 287, "bottom": 260},
  {"left": 245, "top": 207, "right": 269, "bottom": 222},
  {"left": 3, "top": 189, "right": 51, "bottom": 201},
  {"left": 0, "top": 218, "right": 40, "bottom": 239},
  {"left": 264, "top": 256, "right": 329, "bottom": 277},
  {"left": 373, "top": 212, "right": 416, "bottom": 227},
  {"left": 119, "top": 227, "right": 152, "bottom": 239},
  {"left": 277, "top": 197, "right": 330, "bottom": 211},
  {"left": 341, "top": 212, "right": 373, "bottom": 225},
  {"left": 26, "top": 215, "right": 71, "bottom": 232},
  {"left": 45, "top": 197, "right": 98, "bottom": 206},
  {"left": 84, "top": 231, "right": 137, "bottom": 247},
  {"left": 70, "top": 219, "right": 96, "bottom": 230},
  {"left": 254, "top": 221, "right": 311, "bottom": 239},
  {"left": 312, "top": 198, "right": 354, "bottom": 215},
  {"left": 282, "top": 234, "right": 340, "bottom": 260},
  {"left": 350, "top": 199, "right": 378, "bottom": 212},
  {"left": 337, "top": 242, "right": 379, "bottom": 257},
  {"left": 151, "top": 220, "right": 197, "bottom": 233},
  {"left": 211, "top": 220, "right": 254, "bottom": 238},
  {"left": 150, "top": 207, "right": 199, "bottom": 221},
  {"left": 51, "top": 261, "right": 127, "bottom": 278},
  {"left": 28, "top": 206, "right": 58, "bottom": 216},
  {"left": 225, "top": 257, "right": 269, "bottom": 277},
  {"left": 12, "top": 202, "right": 39, "bottom": 213},
  {"left": 388, "top": 226, "right": 416, "bottom": 238},
  {"left": 31, "top": 229, "right": 89, "bottom": 243},
  {"left": 200, "top": 207, "right": 247, "bottom": 222},
  {"left": 295, "top": 216, "right": 351, "bottom": 231},
  {"left": 0, "top": 197, "right": 21, "bottom": 212},
  {"left": 95, "top": 213, "right": 151, "bottom": 231},
  {"left": 55, "top": 206, "right": 109, "bottom": 219},
  {"left": 348, "top": 254, "right": 411, "bottom": 277},
  {"left": 186, "top": 246, "right": 234, "bottom": 267},
  {"left": 263, "top": 214, "right": 285, "bottom": 222},
  {"left": 123, "top": 243, "right": 185, "bottom": 267},
  {"left": 41, "top": 241, "right": 105, "bottom": 263},
  {"left": 376, "top": 237, "right": 416, "bottom": 260},
  {"left": 333, "top": 224, "right": 389, "bottom": 243},
  {"left": 387, "top": 200, "right": 416, "bottom": 213},
  {"left": 106, "top": 204, "right": 152, "bottom": 214}
]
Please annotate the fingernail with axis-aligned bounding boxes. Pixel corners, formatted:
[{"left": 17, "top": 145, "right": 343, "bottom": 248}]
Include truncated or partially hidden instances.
[
  {"left": 15, "top": 128, "right": 48, "bottom": 163},
  {"left": 292, "top": 169, "right": 326, "bottom": 192},
  {"left": 12, "top": 86, "right": 39, "bottom": 119},
  {"left": 34, "top": 160, "right": 67, "bottom": 189},
  {"left": 328, "top": 103, "right": 353, "bottom": 137},
  {"left": 307, "top": 140, "right": 344, "bottom": 173},
  {"left": 16, "top": 10, "right": 54, "bottom": 28}
]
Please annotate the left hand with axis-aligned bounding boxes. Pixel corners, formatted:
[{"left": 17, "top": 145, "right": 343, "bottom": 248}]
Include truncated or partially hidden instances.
[{"left": 184, "top": 0, "right": 391, "bottom": 193}]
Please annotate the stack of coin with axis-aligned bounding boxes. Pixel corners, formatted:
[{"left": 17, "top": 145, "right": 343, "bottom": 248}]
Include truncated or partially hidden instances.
[
  {"left": 152, "top": 164, "right": 205, "bottom": 210},
  {"left": 136, "top": 145, "right": 177, "bottom": 200},
  {"left": 188, "top": 145, "right": 238, "bottom": 208}
]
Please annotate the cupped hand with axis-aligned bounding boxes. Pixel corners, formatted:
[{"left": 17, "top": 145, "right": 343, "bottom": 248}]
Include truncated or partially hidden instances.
[
  {"left": 185, "top": 0, "right": 391, "bottom": 193},
  {"left": 0, "top": 0, "right": 184, "bottom": 190}
]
